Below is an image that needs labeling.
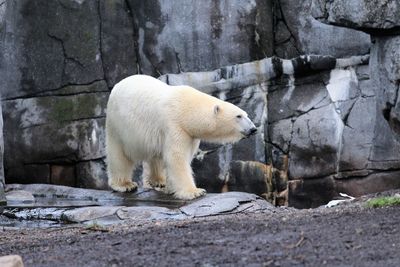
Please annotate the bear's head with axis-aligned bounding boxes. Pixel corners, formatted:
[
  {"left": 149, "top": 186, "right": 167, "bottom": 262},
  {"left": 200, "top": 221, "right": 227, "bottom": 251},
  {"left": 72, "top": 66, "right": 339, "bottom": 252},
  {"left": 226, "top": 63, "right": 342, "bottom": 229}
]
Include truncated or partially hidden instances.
[
  {"left": 209, "top": 101, "right": 257, "bottom": 144},
  {"left": 175, "top": 86, "right": 257, "bottom": 144}
]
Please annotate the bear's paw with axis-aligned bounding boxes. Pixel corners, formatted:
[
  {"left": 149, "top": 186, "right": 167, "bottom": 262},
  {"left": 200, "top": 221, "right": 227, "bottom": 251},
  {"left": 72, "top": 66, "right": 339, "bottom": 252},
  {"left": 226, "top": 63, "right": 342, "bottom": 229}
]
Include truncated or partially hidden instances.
[
  {"left": 143, "top": 177, "right": 166, "bottom": 189},
  {"left": 173, "top": 187, "right": 206, "bottom": 200},
  {"left": 110, "top": 180, "right": 138, "bottom": 192}
]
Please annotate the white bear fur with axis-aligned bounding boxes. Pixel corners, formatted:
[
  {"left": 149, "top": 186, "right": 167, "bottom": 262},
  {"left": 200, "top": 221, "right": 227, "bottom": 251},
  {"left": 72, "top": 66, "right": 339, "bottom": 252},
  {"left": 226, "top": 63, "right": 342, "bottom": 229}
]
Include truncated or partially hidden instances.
[{"left": 106, "top": 75, "right": 256, "bottom": 200}]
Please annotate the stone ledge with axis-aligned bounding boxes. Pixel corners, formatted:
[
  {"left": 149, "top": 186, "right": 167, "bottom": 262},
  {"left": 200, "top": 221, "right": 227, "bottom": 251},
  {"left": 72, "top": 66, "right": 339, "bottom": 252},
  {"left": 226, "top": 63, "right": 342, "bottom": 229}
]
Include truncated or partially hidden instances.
[{"left": 1, "top": 184, "right": 275, "bottom": 227}]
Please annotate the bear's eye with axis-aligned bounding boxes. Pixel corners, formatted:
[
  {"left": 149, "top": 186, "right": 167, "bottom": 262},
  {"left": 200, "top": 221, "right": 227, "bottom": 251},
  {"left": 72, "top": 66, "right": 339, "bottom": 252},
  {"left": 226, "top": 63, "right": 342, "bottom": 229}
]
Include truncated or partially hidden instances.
[{"left": 236, "top": 115, "right": 242, "bottom": 119}]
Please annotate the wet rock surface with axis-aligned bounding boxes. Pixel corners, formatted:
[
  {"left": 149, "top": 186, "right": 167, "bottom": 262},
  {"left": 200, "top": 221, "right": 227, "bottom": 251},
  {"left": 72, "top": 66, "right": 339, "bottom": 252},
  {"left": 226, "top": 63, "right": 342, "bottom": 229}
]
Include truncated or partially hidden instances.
[
  {"left": 1, "top": 184, "right": 272, "bottom": 226},
  {"left": 0, "top": 190, "right": 399, "bottom": 267}
]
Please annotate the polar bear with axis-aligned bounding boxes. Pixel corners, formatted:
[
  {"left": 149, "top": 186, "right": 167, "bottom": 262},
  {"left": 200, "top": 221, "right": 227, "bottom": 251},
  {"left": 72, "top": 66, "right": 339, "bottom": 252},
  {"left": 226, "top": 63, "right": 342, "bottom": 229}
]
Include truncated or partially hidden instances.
[{"left": 106, "top": 75, "right": 257, "bottom": 200}]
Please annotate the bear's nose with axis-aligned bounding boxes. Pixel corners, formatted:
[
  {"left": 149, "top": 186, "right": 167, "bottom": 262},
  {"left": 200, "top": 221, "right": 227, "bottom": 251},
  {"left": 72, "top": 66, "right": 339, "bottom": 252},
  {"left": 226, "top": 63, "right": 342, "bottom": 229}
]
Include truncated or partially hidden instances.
[{"left": 249, "top": 127, "right": 257, "bottom": 135}]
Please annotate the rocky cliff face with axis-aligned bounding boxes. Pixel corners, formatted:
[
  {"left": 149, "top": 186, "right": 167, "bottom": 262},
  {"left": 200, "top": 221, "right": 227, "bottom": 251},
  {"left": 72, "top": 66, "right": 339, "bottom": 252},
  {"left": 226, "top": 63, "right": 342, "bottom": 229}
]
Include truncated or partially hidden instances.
[
  {"left": 306, "top": 0, "right": 400, "bottom": 206},
  {"left": 1, "top": 0, "right": 399, "bottom": 208}
]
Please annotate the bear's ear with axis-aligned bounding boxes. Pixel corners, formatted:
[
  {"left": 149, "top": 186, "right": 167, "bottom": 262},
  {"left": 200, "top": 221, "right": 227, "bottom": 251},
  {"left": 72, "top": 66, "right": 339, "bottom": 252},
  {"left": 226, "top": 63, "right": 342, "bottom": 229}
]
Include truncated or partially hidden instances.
[{"left": 214, "top": 105, "right": 220, "bottom": 115}]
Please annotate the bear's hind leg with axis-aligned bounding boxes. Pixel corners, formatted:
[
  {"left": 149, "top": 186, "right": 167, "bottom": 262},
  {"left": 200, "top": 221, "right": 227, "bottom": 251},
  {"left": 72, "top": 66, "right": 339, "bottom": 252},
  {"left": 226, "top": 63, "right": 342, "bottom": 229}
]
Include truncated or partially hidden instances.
[
  {"left": 143, "top": 158, "right": 166, "bottom": 189},
  {"left": 106, "top": 136, "right": 138, "bottom": 192}
]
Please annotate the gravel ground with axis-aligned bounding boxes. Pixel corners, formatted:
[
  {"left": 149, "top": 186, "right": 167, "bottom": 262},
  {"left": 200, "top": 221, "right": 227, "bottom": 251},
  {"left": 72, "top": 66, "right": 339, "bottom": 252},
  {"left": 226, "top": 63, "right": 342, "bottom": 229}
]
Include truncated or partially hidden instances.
[{"left": 0, "top": 193, "right": 399, "bottom": 267}]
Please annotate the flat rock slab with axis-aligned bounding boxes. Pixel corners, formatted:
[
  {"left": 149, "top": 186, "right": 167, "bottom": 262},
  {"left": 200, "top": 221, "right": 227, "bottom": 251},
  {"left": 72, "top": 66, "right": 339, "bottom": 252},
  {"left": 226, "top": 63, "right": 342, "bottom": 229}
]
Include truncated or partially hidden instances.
[
  {"left": 5, "top": 190, "right": 35, "bottom": 203},
  {"left": 1, "top": 184, "right": 275, "bottom": 226},
  {"left": 62, "top": 206, "right": 123, "bottom": 223},
  {"left": 3, "top": 208, "right": 65, "bottom": 221},
  {"left": 180, "top": 191, "right": 273, "bottom": 217},
  {"left": 5, "top": 184, "right": 188, "bottom": 208},
  {"left": 116, "top": 206, "right": 185, "bottom": 221}
]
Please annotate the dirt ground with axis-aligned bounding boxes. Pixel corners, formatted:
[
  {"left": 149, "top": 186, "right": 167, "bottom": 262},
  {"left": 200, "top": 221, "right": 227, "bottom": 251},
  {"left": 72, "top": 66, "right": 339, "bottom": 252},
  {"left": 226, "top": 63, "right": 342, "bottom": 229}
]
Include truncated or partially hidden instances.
[{"left": 1, "top": 196, "right": 399, "bottom": 267}]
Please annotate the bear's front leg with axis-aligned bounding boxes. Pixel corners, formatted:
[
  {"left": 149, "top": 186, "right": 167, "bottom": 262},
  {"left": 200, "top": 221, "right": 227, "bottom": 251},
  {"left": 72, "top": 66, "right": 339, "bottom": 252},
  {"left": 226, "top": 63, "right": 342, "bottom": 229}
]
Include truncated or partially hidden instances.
[{"left": 164, "top": 134, "right": 206, "bottom": 200}]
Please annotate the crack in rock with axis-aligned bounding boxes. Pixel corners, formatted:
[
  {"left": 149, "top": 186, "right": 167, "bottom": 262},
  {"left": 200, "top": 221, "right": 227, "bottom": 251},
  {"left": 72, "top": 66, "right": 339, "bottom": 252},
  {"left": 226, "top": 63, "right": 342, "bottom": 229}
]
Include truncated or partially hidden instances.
[
  {"left": 96, "top": 0, "right": 108, "bottom": 87},
  {"left": 47, "top": 33, "right": 85, "bottom": 69},
  {"left": 124, "top": 0, "right": 142, "bottom": 74}
]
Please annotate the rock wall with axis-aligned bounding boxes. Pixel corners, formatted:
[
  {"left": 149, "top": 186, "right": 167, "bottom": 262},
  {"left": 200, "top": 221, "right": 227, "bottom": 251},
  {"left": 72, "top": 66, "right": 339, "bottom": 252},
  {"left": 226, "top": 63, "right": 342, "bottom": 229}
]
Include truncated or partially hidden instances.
[
  {"left": 0, "top": 95, "right": 5, "bottom": 206},
  {"left": 1, "top": 0, "right": 400, "bottom": 208},
  {"left": 305, "top": 0, "right": 400, "bottom": 207},
  {"left": 0, "top": 2, "right": 6, "bottom": 206},
  {"left": 129, "top": 0, "right": 273, "bottom": 75}
]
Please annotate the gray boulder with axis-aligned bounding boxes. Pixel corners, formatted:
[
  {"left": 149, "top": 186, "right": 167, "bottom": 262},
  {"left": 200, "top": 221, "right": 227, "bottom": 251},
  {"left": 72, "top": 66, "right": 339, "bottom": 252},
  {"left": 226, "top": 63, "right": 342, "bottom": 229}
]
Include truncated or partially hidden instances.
[
  {"left": 179, "top": 191, "right": 273, "bottom": 217},
  {"left": 289, "top": 104, "right": 344, "bottom": 179},
  {"left": 370, "top": 36, "right": 400, "bottom": 150},
  {"left": 311, "top": 0, "right": 400, "bottom": 168},
  {"left": 275, "top": 0, "right": 370, "bottom": 58},
  {"left": 312, "top": 0, "right": 400, "bottom": 34}
]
